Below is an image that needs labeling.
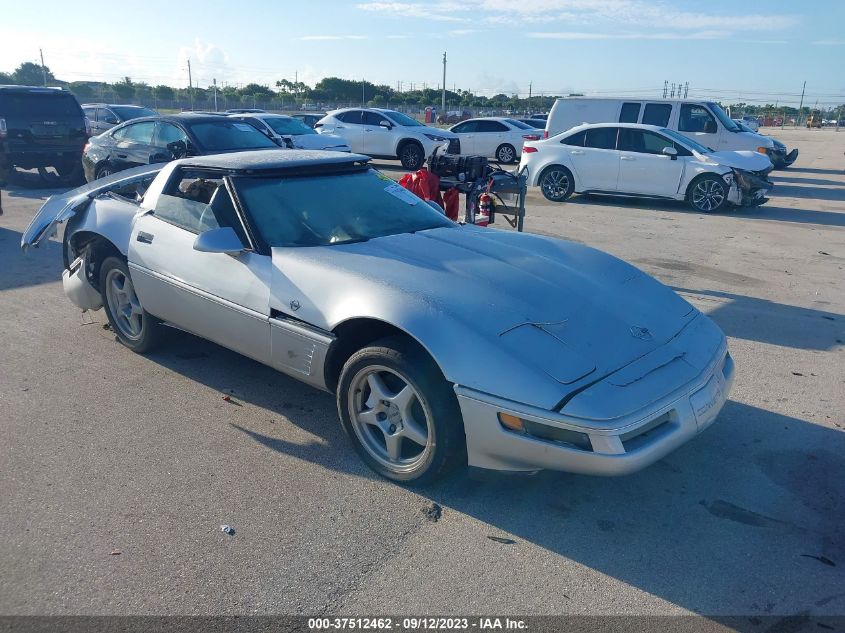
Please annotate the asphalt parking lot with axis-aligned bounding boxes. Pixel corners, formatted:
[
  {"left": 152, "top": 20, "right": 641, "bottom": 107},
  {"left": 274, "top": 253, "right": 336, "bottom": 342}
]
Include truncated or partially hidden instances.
[{"left": 0, "top": 128, "right": 843, "bottom": 622}]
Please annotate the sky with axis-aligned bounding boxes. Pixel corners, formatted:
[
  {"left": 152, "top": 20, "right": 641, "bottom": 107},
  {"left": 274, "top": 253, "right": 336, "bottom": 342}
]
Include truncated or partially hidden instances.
[{"left": 1, "top": 0, "right": 844, "bottom": 107}]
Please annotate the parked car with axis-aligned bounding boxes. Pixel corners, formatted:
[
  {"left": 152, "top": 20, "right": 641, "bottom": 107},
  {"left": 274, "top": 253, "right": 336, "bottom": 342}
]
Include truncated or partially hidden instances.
[
  {"left": 530, "top": 113, "right": 548, "bottom": 121},
  {"left": 230, "top": 113, "right": 350, "bottom": 151},
  {"left": 448, "top": 117, "right": 541, "bottom": 164},
  {"left": 316, "top": 108, "right": 459, "bottom": 169},
  {"left": 0, "top": 85, "right": 88, "bottom": 185},
  {"left": 82, "top": 104, "right": 159, "bottom": 135},
  {"left": 517, "top": 118, "right": 547, "bottom": 129},
  {"left": 520, "top": 122, "right": 773, "bottom": 212},
  {"left": 226, "top": 108, "right": 266, "bottom": 114},
  {"left": 293, "top": 113, "right": 325, "bottom": 129},
  {"left": 81, "top": 113, "right": 278, "bottom": 181},
  {"left": 546, "top": 97, "right": 798, "bottom": 168},
  {"left": 437, "top": 110, "right": 471, "bottom": 124},
  {"left": 22, "top": 149, "right": 733, "bottom": 484},
  {"left": 740, "top": 115, "right": 760, "bottom": 132}
]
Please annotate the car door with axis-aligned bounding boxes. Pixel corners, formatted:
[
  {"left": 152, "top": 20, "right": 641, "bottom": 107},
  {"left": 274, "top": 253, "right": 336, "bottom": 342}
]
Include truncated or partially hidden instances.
[
  {"left": 449, "top": 120, "right": 478, "bottom": 154},
  {"left": 361, "top": 110, "right": 394, "bottom": 156},
  {"left": 677, "top": 103, "right": 720, "bottom": 150},
  {"left": 617, "top": 128, "right": 687, "bottom": 196},
  {"left": 127, "top": 169, "right": 272, "bottom": 364},
  {"left": 474, "top": 120, "right": 508, "bottom": 158},
  {"left": 110, "top": 121, "right": 157, "bottom": 171},
  {"left": 566, "top": 126, "right": 620, "bottom": 191},
  {"left": 334, "top": 110, "right": 365, "bottom": 153},
  {"left": 96, "top": 107, "right": 120, "bottom": 134}
]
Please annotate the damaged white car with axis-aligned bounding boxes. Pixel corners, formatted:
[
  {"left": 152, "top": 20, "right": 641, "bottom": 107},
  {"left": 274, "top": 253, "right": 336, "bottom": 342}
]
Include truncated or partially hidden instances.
[
  {"left": 521, "top": 122, "right": 773, "bottom": 212},
  {"left": 22, "top": 150, "right": 734, "bottom": 484}
]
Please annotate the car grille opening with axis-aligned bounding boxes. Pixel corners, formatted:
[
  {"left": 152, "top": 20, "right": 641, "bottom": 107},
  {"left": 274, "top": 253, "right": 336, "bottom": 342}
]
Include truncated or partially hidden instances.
[
  {"left": 620, "top": 412, "right": 675, "bottom": 452},
  {"left": 447, "top": 138, "right": 461, "bottom": 154}
]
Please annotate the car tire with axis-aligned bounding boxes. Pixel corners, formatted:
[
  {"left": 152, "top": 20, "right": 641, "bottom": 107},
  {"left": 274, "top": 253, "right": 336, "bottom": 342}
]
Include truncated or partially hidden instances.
[
  {"left": 688, "top": 174, "right": 728, "bottom": 213},
  {"left": 538, "top": 165, "right": 574, "bottom": 202},
  {"left": 95, "top": 164, "right": 113, "bottom": 180},
  {"left": 398, "top": 142, "right": 425, "bottom": 170},
  {"left": 337, "top": 335, "right": 466, "bottom": 485},
  {"left": 496, "top": 144, "right": 517, "bottom": 164},
  {"left": 99, "top": 256, "right": 163, "bottom": 353}
]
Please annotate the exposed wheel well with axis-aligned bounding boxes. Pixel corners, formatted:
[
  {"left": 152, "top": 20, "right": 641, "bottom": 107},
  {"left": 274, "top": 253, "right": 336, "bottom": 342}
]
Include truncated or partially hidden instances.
[
  {"left": 325, "top": 318, "right": 428, "bottom": 393},
  {"left": 396, "top": 138, "right": 423, "bottom": 154},
  {"left": 67, "top": 231, "right": 123, "bottom": 290}
]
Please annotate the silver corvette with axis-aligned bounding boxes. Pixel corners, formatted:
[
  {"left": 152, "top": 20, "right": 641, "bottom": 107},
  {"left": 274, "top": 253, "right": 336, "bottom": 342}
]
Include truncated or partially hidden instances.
[{"left": 21, "top": 150, "right": 734, "bottom": 484}]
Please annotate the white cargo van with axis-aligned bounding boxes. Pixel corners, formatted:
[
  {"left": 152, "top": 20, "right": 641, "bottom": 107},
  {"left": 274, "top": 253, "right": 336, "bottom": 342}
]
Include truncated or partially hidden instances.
[{"left": 546, "top": 98, "right": 798, "bottom": 168}]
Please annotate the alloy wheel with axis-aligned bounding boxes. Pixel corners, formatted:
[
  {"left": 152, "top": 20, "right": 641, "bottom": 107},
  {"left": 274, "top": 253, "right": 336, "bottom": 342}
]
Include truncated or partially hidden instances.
[
  {"left": 541, "top": 169, "right": 570, "bottom": 200},
  {"left": 105, "top": 268, "right": 144, "bottom": 340},
  {"left": 692, "top": 179, "right": 726, "bottom": 212}
]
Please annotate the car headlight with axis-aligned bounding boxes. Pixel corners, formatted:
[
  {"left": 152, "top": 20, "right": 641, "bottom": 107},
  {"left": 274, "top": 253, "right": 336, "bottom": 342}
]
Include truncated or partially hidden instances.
[{"left": 424, "top": 133, "right": 448, "bottom": 142}]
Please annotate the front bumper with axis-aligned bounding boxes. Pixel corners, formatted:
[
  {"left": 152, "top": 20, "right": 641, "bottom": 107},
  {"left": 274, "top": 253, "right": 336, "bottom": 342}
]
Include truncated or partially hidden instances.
[
  {"left": 2, "top": 144, "right": 84, "bottom": 170},
  {"left": 726, "top": 170, "right": 773, "bottom": 207},
  {"left": 766, "top": 147, "right": 798, "bottom": 168},
  {"left": 456, "top": 342, "right": 734, "bottom": 475}
]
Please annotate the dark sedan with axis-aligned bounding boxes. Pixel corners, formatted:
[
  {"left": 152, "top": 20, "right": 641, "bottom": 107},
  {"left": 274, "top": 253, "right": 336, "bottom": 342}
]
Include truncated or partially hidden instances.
[
  {"left": 81, "top": 113, "right": 279, "bottom": 182},
  {"left": 517, "top": 118, "right": 547, "bottom": 129}
]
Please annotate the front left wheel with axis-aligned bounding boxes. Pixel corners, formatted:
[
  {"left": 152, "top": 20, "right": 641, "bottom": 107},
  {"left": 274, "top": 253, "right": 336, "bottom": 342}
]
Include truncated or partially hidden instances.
[
  {"left": 99, "top": 256, "right": 163, "bottom": 353},
  {"left": 688, "top": 175, "right": 728, "bottom": 213},
  {"left": 398, "top": 143, "right": 424, "bottom": 170},
  {"left": 337, "top": 336, "right": 465, "bottom": 485}
]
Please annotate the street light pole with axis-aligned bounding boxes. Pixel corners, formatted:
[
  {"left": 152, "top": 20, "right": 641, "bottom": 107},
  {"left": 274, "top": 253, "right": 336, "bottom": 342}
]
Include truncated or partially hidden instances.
[{"left": 441, "top": 52, "right": 446, "bottom": 112}]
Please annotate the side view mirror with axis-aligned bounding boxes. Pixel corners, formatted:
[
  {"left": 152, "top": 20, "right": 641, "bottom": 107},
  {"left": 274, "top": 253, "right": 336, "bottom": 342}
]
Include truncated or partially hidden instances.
[
  {"left": 167, "top": 139, "right": 188, "bottom": 159},
  {"left": 193, "top": 227, "right": 247, "bottom": 256},
  {"left": 662, "top": 146, "right": 678, "bottom": 160},
  {"left": 379, "top": 120, "right": 392, "bottom": 129}
]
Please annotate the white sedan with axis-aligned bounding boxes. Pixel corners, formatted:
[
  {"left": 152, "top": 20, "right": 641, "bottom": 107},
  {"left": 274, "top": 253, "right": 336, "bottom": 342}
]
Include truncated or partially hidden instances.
[
  {"left": 520, "top": 123, "right": 774, "bottom": 213},
  {"left": 448, "top": 117, "right": 541, "bottom": 164},
  {"left": 230, "top": 113, "right": 350, "bottom": 152}
]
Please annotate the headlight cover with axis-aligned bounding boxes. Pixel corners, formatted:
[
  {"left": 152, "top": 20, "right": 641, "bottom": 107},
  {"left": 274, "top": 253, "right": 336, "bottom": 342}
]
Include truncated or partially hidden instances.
[{"left": 424, "top": 133, "right": 447, "bottom": 141}]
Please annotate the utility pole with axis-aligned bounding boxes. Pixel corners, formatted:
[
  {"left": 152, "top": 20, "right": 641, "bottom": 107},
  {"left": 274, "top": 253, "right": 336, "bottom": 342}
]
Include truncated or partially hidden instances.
[
  {"left": 39, "top": 48, "right": 47, "bottom": 86},
  {"left": 663, "top": 80, "right": 668, "bottom": 98},
  {"left": 213, "top": 78, "right": 218, "bottom": 112},
  {"left": 187, "top": 59, "right": 194, "bottom": 111},
  {"left": 528, "top": 81, "right": 532, "bottom": 109},
  {"left": 797, "top": 80, "right": 806, "bottom": 123},
  {"left": 362, "top": 78, "right": 365, "bottom": 105},
  {"left": 684, "top": 82, "right": 689, "bottom": 98},
  {"left": 441, "top": 51, "right": 446, "bottom": 111}
]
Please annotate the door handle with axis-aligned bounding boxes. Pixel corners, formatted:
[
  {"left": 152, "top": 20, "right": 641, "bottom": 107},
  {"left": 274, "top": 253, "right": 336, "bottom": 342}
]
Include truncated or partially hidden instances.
[
  {"left": 116, "top": 153, "right": 127, "bottom": 158},
  {"left": 136, "top": 231, "right": 154, "bottom": 244},
  {"left": 620, "top": 156, "right": 635, "bottom": 161},
  {"left": 570, "top": 150, "right": 584, "bottom": 155}
]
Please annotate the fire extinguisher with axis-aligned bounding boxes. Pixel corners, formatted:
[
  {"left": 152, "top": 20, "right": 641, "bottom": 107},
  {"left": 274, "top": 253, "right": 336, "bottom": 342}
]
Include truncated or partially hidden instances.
[{"left": 476, "top": 192, "right": 491, "bottom": 227}]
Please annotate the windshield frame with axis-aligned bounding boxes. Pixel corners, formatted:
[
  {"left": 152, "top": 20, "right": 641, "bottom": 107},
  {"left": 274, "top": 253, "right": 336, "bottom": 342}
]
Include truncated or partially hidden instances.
[
  {"left": 381, "top": 110, "right": 423, "bottom": 127},
  {"left": 705, "top": 102, "right": 741, "bottom": 133}
]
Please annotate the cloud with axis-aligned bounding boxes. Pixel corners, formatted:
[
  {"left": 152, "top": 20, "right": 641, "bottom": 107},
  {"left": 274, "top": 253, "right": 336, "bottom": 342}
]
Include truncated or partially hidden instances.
[
  {"left": 354, "top": 2, "right": 469, "bottom": 22},
  {"left": 298, "top": 35, "right": 369, "bottom": 41},
  {"left": 527, "top": 30, "right": 724, "bottom": 40}
]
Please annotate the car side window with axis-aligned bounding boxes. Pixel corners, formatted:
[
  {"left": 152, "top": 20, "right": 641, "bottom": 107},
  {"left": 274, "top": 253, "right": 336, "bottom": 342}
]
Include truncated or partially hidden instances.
[
  {"left": 619, "top": 102, "right": 641, "bottom": 123},
  {"left": 679, "top": 104, "right": 717, "bottom": 133},
  {"left": 452, "top": 121, "right": 477, "bottom": 133},
  {"left": 155, "top": 171, "right": 249, "bottom": 243},
  {"left": 83, "top": 107, "right": 96, "bottom": 120},
  {"left": 98, "top": 108, "right": 119, "bottom": 125},
  {"left": 120, "top": 121, "right": 155, "bottom": 144},
  {"left": 362, "top": 111, "right": 389, "bottom": 126},
  {"left": 584, "top": 127, "right": 618, "bottom": 150},
  {"left": 619, "top": 128, "right": 691, "bottom": 156},
  {"left": 476, "top": 120, "right": 508, "bottom": 132},
  {"left": 337, "top": 111, "right": 363, "bottom": 124},
  {"left": 642, "top": 103, "right": 673, "bottom": 127},
  {"left": 153, "top": 122, "right": 188, "bottom": 148},
  {"left": 560, "top": 130, "right": 586, "bottom": 146}
]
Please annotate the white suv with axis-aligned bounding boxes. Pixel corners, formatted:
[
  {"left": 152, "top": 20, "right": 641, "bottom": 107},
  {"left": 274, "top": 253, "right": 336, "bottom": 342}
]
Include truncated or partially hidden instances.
[{"left": 316, "top": 108, "right": 459, "bottom": 169}]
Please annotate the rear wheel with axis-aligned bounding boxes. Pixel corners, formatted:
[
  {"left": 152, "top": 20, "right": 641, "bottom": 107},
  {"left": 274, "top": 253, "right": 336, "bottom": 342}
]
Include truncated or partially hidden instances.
[
  {"left": 95, "top": 163, "right": 113, "bottom": 180},
  {"left": 688, "top": 175, "right": 728, "bottom": 213},
  {"left": 398, "top": 142, "right": 424, "bottom": 170},
  {"left": 538, "top": 165, "right": 574, "bottom": 202},
  {"left": 496, "top": 143, "right": 517, "bottom": 164},
  {"left": 99, "top": 256, "right": 163, "bottom": 353},
  {"left": 337, "top": 336, "right": 465, "bottom": 485}
]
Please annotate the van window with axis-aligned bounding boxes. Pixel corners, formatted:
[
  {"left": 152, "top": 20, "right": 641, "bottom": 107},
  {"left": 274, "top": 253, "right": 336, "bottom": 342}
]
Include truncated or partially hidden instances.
[
  {"left": 560, "top": 130, "right": 585, "bottom": 146},
  {"left": 642, "top": 103, "right": 672, "bottom": 127},
  {"left": 584, "top": 127, "right": 618, "bottom": 150},
  {"left": 619, "top": 102, "right": 641, "bottom": 123},
  {"left": 679, "top": 104, "right": 717, "bottom": 133}
]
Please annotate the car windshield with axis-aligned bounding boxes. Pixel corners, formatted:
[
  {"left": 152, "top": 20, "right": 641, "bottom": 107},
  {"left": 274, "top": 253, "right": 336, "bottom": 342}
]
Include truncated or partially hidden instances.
[
  {"left": 234, "top": 169, "right": 453, "bottom": 247},
  {"left": 264, "top": 116, "right": 316, "bottom": 136},
  {"left": 706, "top": 102, "right": 740, "bottom": 132},
  {"left": 381, "top": 110, "right": 423, "bottom": 127},
  {"left": 660, "top": 127, "right": 713, "bottom": 153},
  {"left": 112, "top": 105, "right": 157, "bottom": 120},
  {"left": 186, "top": 120, "right": 278, "bottom": 151},
  {"left": 505, "top": 118, "right": 532, "bottom": 130}
]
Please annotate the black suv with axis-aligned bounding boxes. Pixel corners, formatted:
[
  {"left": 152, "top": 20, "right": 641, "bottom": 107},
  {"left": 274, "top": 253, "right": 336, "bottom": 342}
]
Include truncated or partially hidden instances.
[{"left": 0, "top": 85, "right": 88, "bottom": 185}]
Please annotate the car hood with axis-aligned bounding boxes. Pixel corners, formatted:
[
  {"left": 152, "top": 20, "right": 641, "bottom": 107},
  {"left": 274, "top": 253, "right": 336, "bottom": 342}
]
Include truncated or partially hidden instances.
[
  {"left": 290, "top": 133, "right": 350, "bottom": 151},
  {"left": 271, "top": 226, "right": 696, "bottom": 406},
  {"left": 414, "top": 125, "right": 457, "bottom": 139},
  {"left": 701, "top": 150, "right": 773, "bottom": 172}
]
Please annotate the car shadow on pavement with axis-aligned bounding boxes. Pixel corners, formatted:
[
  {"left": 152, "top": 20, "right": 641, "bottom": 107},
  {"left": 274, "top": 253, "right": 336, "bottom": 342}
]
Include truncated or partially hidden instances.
[
  {"left": 0, "top": 227, "right": 64, "bottom": 291},
  {"left": 142, "top": 328, "right": 844, "bottom": 618},
  {"left": 672, "top": 287, "right": 844, "bottom": 351},
  {"left": 770, "top": 176, "right": 844, "bottom": 188},
  {"left": 768, "top": 184, "right": 845, "bottom": 202},
  {"left": 786, "top": 167, "right": 844, "bottom": 176}
]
